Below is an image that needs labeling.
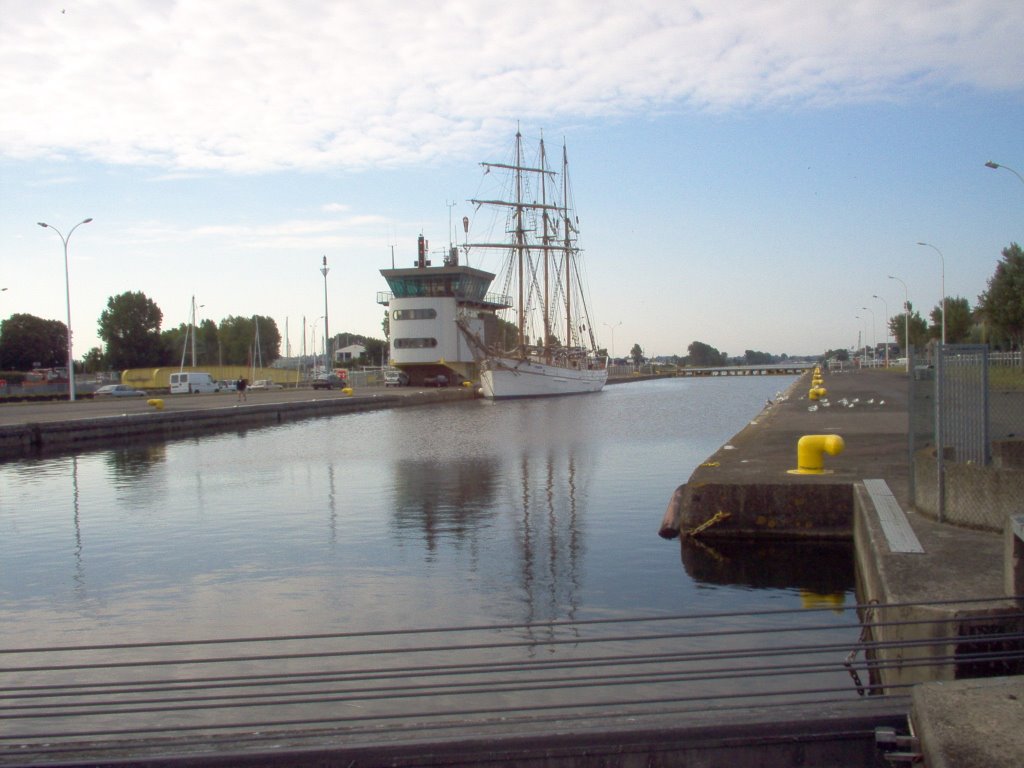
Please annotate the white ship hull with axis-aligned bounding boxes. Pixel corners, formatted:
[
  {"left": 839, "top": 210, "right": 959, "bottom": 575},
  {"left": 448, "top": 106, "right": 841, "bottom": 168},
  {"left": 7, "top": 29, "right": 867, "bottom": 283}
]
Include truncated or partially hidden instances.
[{"left": 480, "top": 358, "right": 608, "bottom": 399}]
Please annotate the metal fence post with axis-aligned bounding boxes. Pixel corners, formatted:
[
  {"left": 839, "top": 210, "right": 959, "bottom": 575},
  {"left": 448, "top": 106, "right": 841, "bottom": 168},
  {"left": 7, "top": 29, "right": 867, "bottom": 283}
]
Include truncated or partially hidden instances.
[{"left": 935, "top": 345, "right": 945, "bottom": 523}]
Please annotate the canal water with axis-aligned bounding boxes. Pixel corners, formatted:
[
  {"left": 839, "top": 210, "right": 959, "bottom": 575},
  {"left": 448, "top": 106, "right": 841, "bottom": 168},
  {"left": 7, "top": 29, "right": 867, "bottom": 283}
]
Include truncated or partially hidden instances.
[{"left": 0, "top": 376, "right": 859, "bottom": 649}]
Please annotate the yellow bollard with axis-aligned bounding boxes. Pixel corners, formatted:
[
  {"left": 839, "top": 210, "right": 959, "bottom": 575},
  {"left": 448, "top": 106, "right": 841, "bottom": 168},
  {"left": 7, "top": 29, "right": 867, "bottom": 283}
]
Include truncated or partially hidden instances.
[
  {"left": 342, "top": 387, "right": 354, "bottom": 396},
  {"left": 808, "top": 385, "right": 827, "bottom": 400},
  {"left": 788, "top": 434, "right": 845, "bottom": 475},
  {"left": 147, "top": 398, "right": 164, "bottom": 410}
]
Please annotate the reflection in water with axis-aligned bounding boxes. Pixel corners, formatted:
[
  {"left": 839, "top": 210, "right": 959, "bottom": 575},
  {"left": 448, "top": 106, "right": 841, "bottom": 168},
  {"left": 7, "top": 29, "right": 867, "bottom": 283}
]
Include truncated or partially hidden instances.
[
  {"left": 511, "top": 450, "right": 584, "bottom": 633},
  {"left": 71, "top": 456, "right": 84, "bottom": 599},
  {"left": 2, "top": 376, "right": 819, "bottom": 646},
  {"left": 104, "top": 443, "right": 167, "bottom": 484},
  {"left": 390, "top": 456, "right": 501, "bottom": 553},
  {"left": 681, "top": 537, "right": 854, "bottom": 597}
]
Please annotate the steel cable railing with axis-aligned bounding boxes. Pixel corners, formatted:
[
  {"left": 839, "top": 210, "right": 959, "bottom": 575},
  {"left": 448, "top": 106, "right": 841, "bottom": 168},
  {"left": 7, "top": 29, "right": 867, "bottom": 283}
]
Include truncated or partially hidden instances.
[{"left": 2, "top": 598, "right": 1021, "bottom": 763}]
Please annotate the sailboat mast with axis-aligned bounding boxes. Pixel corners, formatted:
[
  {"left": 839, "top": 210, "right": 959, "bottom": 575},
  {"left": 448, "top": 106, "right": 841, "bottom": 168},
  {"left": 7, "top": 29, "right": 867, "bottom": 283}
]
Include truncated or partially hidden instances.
[
  {"left": 515, "top": 129, "right": 526, "bottom": 354},
  {"left": 563, "top": 143, "right": 572, "bottom": 346},
  {"left": 540, "top": 137, "right": 551, "bottom": 360}
]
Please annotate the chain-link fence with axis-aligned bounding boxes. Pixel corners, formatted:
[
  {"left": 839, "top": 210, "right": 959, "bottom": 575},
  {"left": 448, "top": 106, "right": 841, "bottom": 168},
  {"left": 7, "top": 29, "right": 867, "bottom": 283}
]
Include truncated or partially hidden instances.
[{"left": 910, "top": 345, "right": 1024, "bottom": 529}]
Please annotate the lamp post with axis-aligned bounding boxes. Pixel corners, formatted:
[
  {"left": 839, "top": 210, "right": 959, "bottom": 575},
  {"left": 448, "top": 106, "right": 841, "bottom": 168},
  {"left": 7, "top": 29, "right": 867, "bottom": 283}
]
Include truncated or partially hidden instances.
[
  {"left": 320, "top": 256, "right": 330, "bottom": 368},
  {"left": 860, "top": 306, "right": 876, "bottom": 366},
  {"left": 37, "top": 217, "right": 92, "bottom": 401},
  {"left": 855, "top": 315, "right": 868, "bottom": 364},
  {"left": 872, "top": 294, "right": 890, "bottom": 368},
  {"left": 603, "top": 321, "right": 621, "bottom": 360},
  {"left": 985, "top": 160, "right": 1024, "bottom": 185},
  {"left": 916, "top": 242, "right": 946, "bottom": 345},
  {"left": 888, "top": 275, "right": 911, "bottom": 371},
  {"left": 311, "top": 316, "right": 324, "bottom": 374}
]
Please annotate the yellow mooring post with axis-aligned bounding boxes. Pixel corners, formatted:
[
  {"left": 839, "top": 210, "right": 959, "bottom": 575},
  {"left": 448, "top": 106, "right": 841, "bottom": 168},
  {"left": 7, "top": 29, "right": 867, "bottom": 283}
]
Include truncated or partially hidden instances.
[
  {"left": 146, "top": 398, "right": 164, "bottom": 410},
  {"left": 788, "top": 434, "right": 845, "bottom": 475}
]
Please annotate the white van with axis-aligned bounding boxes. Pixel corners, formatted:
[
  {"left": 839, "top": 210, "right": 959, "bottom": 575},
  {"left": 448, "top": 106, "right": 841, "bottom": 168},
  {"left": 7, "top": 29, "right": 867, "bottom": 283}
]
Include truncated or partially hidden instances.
[{"left": 169, "top": 372, "right": 219, "bottom": 394}]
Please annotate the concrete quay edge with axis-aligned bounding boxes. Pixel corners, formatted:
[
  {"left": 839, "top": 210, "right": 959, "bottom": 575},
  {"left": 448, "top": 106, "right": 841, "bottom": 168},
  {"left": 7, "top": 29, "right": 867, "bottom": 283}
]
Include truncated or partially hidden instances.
[
  {"left": 660, "top": 368, "right": 913, "bottom": 539},
  {"left": 0, "top": 386, "right": 476, "bottom": 460},
  {"left": 659, "top": 368, "right": 1022, "bottom": 766}
]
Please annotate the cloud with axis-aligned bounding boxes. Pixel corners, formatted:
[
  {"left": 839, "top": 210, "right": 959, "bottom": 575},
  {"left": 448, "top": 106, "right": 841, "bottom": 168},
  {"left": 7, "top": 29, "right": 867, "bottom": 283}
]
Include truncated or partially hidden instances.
[{"left": 2, "top": 0, "right": 1021, "bottom": 173}]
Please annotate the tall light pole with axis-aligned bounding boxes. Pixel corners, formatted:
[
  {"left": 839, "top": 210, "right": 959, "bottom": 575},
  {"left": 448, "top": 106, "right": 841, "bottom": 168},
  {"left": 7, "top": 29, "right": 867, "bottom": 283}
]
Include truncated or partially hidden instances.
[
  {"left": 320, "top": 256, "right": 330, "bottom": 369},
  {"left": 888, "top": 274, "right": 910, "bottom": 371},
  {"left": 916, "top": 242, "right": 946, "bottom": 345},
  {"left": 860, "top": 306, "right": 876, "bottom": 365},
  {"left": 603, "top": 321, "right": 621, "bottom": 360},
  {"left": 37, "top": 217, "right": 92, "bottom": 401},
  {"left": 872, "top": 294, "right": 890, "bottom": 368},
  {"left": 985, "top": 160, "right": 1024, "bottom": 185},
  {"left": 311, "top": 315, "right": 325, "bottom": 373},
  {"left": 855, "top": 315, "right": 868, "bottom": 363}
]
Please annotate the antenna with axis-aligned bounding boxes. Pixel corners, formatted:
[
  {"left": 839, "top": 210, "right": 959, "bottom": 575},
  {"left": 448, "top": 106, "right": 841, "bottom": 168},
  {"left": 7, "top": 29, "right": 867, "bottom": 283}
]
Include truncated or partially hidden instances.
[{"left": 446, "top": 200, "right": 457, "bottom": 247}]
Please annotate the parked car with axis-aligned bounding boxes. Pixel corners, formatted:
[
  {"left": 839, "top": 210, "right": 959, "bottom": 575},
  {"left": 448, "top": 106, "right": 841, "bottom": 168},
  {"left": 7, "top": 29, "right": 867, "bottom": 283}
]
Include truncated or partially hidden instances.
[
  {"left": 249, "top": 379, "right": 283, "bottom": 390},
  {"left": 217, "top": 380, "right": 238, "bottom": 392},
  {"left": 423, "top": 373, "right": 448, "bottom": 387},
  {"left": 311, "top": 373, "right": 344, "bottom": 390},
  {"left": 94, "top": 384, "right": 147, "bottom": 397},
  {"left": 384, "top": 370, "right": 409, "bottom": 387}
]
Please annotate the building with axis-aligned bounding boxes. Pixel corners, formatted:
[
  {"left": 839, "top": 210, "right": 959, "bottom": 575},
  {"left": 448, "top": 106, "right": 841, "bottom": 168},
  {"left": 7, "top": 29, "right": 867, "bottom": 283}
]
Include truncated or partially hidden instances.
[
  {"left": 334, "top": 344, "right": 366, "bottom": 364},
  {"left": 378, "top": 235, "right": 510, "bottom": 385}
]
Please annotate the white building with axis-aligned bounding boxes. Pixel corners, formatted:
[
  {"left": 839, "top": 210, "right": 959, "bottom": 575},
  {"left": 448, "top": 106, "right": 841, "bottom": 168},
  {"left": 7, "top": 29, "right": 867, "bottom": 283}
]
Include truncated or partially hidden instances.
[{"left": 378, "top": 235, "right": 510, "bottom": 385}]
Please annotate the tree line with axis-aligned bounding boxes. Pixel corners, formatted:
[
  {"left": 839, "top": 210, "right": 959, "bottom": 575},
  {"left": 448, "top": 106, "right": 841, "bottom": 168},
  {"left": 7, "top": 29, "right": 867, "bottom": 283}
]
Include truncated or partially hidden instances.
[
  {"left": 694, "top": 241, "right": 1023, "bottom": 366},
  {"left": 0, "top": 290, "right": 386, "bottom": 373}
]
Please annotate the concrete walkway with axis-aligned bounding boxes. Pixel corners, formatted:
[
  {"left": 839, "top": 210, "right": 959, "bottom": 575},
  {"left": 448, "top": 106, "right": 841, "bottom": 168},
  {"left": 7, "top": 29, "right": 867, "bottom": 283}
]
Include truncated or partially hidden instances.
[{"left": 660, "top": 367, "right": 1023, "bottom": 766}]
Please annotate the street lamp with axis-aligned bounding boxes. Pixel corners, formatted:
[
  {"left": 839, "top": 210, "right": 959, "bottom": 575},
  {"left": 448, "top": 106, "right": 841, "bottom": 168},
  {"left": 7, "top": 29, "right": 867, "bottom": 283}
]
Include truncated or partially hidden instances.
[
  {"left": 603, "top": 321, "right": 621, "bottom": 360},
  {"left": 311, "top": 315, "right": 325, "bottom": 373},
  {"left": 888, "top": 275, "right": 911, "bottom": 371},
  {"left": 855, "top": 315, "right": 868, "bottom": 363},
  {"left": 872, "top": 294, "right": 890, "bottom": 368},
  {"left": 916, "top": 242, "right": 946, "bottom": 345},
  {"left": 985, "top": 160, "right": 1024, "bottom": 185},
  {"left": 860, "top": 306, "right": 875, "bottom": 365},
  {"left": 320, "top": 255, "right": 330, "bottom": 368},
  {"left": 37, "top": 217, "right": 92, "bottom": 401}
]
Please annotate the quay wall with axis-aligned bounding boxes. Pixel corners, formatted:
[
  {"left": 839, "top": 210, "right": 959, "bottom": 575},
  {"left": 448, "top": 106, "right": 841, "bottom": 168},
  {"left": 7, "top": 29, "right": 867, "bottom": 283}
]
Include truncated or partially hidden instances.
[{"left": 0, "top": 388, "right": 475, "bottom": 459}]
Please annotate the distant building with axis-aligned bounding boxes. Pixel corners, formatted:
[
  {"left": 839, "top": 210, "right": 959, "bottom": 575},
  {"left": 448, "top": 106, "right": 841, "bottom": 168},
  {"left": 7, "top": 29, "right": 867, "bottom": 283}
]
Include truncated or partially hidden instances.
[{"left": 334, "top": 344, "right": 366, "bottom": 364}]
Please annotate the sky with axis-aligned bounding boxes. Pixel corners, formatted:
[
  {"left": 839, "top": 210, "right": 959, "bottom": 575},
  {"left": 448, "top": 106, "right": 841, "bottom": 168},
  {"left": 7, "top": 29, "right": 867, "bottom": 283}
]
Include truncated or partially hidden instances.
[{"left": 2, "top": 1, "right": 1023, "bottom": 361}]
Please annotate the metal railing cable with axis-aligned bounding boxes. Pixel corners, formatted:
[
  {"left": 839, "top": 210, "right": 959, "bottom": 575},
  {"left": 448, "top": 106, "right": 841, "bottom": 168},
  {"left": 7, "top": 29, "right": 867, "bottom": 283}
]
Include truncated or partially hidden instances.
[{"left": 2, "top": 597, "right": 1021, "bottom": 761}]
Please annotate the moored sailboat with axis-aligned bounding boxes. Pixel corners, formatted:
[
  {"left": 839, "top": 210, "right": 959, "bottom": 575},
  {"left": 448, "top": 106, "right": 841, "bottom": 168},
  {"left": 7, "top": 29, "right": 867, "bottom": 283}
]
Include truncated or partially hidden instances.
[{"left": 463, "top": 130, "right": 608, "bottom": 399}]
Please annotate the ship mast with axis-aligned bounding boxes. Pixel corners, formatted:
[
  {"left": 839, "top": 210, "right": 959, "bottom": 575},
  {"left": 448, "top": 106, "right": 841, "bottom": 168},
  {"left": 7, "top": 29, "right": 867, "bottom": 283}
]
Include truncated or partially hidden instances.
[
  {"left": 563, "top": 142, "right": 572, "bottom": 346},
  {"left": 540, "top": 136, "right": 551, "bottom": 361},
  {"left": 515, "top": 130, "right": 525, "bottom": 354}
]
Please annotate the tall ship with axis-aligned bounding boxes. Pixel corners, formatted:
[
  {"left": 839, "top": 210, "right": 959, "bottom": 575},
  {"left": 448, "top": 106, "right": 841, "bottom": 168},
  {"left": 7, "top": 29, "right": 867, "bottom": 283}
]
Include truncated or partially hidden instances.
[{"left": 463, "top": 130, "right": 608, "bottom": 399}]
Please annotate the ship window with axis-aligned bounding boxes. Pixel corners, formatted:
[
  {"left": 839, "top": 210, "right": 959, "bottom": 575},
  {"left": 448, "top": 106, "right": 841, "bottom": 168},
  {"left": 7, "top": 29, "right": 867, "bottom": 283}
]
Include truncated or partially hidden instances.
[
  {"left": 394, "top": 337, "right": 438, "bottom": 349},
  {"left": 392, "top": 308, "right": 437, "bottom": 321}
]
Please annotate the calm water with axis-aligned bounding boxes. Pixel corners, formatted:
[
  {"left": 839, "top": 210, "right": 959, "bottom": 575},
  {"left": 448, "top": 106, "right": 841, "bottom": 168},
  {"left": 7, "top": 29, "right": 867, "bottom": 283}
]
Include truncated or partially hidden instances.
[{"left": 0, "top": 376, "right": 855, "bottom": 649}]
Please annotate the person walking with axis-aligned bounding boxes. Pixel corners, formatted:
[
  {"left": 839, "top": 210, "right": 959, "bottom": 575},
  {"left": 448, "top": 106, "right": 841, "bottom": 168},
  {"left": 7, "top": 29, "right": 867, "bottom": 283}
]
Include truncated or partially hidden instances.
[{"left": 237, "top": 377, "right": 247, "bottom": 402}]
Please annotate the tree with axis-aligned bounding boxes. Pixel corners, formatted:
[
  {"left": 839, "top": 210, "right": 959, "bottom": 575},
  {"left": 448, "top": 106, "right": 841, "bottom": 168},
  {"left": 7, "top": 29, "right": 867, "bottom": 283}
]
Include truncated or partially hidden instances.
[
  {"left": 81, "top": 346, "right": 106, "bottom": 373},
  {"left": 929, "top": 296, "right": 974, "bottom": 343},
  {"left": 629, "top": 343, "right": 644, "bottom": 366},
  {"left": 686, "top": 340, "right": 727, "bottom": 367},
  {"left": 362, "top": 337, "right": 388, "bottom": 368},
  {"left": 888, "top": 305, "right": 929, "bottom": 351},
  {"left": 0, "top": 313, "right": 67, "bottom": 370},
  {"left": 977, "top": 243, "right": 1024, "bottom": 354},
  {"left": 98, "top": 291, "right": 164, "bottom": 369},
  {"left": 744, "top": 350, "right": 774, "bottom": 365},
  {"left": 218, "top": 315, "right": 280, "bottom": 366}
]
